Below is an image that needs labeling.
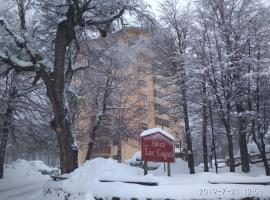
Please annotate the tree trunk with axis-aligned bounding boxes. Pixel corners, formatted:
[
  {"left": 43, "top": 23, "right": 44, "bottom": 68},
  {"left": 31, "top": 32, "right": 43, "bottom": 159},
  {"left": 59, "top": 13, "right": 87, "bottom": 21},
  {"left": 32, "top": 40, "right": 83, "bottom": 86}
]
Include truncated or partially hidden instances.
[
  {"left": 259, "top": 138, "right": 270, "bottom": 176},
  {"left": 0, "top": 106, "right": 13, "bottom": 178},
  {"left": 50, "top": 95, "right": 77, "bottom": 173},
  {"left": 227, "top": 134, "right": 235, "bottom": 172},
  {"left": 225, "top": 122, "right": 235, "bottom": 172},
  {"left": 47, "top": 7, "right": 77, "bottom": 173},
  {"left": 250, "top": 102, "right": 270, "bottom": 175},
  {"left": 236, "top": 103, "right": 250, "bottom": 173},
  {"left": 239, "top": 132, "right": 249, "bottom": 172},
  {"left": 252, "top": 128, "right": 270, "bottom": 176},
  {"left": 209, "top": 101, "right": 218, "bottom": 173},
  {"left": 202, "top": 82, "right": 209, "bottom": 172},
  {"left": 182, "top": 83, "right": 195, "bottom": 174}
]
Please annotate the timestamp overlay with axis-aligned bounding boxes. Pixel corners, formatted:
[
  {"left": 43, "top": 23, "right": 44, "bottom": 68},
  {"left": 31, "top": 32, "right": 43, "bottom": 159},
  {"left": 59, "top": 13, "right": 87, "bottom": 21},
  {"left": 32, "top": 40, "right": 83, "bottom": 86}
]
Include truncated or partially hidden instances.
[{"left": 199, "top": 186, "right": 265, "bottom": 198}]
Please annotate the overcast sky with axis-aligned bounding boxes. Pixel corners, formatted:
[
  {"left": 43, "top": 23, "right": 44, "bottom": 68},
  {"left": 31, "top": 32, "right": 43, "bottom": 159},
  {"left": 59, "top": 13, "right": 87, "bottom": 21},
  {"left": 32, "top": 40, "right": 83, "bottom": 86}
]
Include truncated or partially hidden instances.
[{"left": 145, "top": 0, "right": 190, "bottom": 17}]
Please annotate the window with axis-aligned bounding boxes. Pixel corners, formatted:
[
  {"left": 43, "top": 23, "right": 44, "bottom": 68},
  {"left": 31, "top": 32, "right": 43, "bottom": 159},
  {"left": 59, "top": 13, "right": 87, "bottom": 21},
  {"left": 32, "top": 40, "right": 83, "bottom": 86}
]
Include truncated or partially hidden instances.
[
  {"left": 137, "top": 66, "right": 147, "bottom": 73},
  {"left": 138, "top": 93, "right": 147, "bottom": 102},
  {"left": 138, "top": 80, "right": 147, "bottom": 86},
  {"left": 153, "top": 90, "right": 167, "bottom": 99},
  {"left": 137, "top": 53, "right": 148, "bottom": 63},
  {"left": 155, "top": 117, "right": 170, "bottom": 128},
  {"left": 169, "top": 107, "right": 178, "bottom": 115},
  {"left": 153, "top": 77, "right": 167, "bottom": 88},
  {"left": 128, "top": 38, "right": 138, "bottom": 47},
  {"left": 137, "top": 108, "right": 147, "bottom": 116},
  {"left": 139, "top": 123, "right": 148, "bottom": 130},
  {"left": 154, "top": 103, "right": 167, "bottom": 114}
]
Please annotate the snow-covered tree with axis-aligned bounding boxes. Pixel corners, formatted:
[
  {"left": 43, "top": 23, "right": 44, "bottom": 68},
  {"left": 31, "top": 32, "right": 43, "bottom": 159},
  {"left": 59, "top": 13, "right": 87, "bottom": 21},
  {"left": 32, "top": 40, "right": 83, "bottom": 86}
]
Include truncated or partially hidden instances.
[
  {"left": 152, "top": 0, "right": 196, "bottom": 174},
  {"left": 0, "top": 0, "right": 150, "bottom": 173}
]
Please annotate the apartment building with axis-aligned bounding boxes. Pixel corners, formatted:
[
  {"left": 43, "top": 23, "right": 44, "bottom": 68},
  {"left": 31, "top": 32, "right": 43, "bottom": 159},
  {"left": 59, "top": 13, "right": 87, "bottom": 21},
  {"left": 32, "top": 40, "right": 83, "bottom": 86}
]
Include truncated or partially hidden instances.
[{"left": 77, "top": 27, "right": 184, "bottom": 164}]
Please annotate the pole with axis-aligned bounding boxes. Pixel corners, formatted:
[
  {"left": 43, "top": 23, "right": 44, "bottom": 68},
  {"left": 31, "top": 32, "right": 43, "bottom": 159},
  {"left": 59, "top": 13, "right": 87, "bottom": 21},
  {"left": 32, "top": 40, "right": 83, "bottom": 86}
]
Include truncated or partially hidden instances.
[
  {"left": 144, "top": 161, "right": 148, "bottom": 175},
  {"left": 167, "top": 162, "right": 171, "bottom": 176},
  {"left": 164, "top": 162, "right": 166, "bottom": 172}
]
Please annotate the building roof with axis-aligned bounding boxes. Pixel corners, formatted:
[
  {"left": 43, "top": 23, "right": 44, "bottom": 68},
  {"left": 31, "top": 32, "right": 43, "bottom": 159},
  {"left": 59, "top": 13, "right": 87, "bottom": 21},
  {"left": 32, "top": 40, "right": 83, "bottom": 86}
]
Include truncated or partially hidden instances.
[{"left": 140, "top": 128, "right": 175, "bottom": 141}]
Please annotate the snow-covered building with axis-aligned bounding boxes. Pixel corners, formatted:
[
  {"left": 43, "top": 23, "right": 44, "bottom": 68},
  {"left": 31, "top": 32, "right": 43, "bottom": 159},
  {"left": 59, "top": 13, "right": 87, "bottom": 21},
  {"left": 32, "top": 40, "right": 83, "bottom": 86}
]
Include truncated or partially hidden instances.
[{"left": 75, "top": 27, "right": 184, "bottom": 165}]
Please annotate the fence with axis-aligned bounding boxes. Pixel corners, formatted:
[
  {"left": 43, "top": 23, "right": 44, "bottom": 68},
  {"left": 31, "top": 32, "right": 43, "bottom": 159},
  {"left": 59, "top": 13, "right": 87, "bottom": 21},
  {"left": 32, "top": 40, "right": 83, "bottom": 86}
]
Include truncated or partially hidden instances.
[{"left": 222, "top": 151, "right": 270, "bottom": 167}]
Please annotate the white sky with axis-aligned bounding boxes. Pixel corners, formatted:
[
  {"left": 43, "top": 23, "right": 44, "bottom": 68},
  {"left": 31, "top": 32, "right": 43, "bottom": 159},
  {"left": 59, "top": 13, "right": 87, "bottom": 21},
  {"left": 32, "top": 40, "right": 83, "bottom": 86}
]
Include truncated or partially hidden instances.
[
  {"left": 145, "top": 0, "right": 191, "bottom": 17},
  {"left": 145, "top": 0, "right": 163, "bottom": 13}
]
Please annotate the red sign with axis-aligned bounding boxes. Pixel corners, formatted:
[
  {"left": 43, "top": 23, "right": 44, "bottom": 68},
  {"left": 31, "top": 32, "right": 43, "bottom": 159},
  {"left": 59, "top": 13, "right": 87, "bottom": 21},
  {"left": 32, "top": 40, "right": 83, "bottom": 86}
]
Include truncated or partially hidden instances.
[{"left": 141, "top": 132, "right": 175, "bottom": 162}]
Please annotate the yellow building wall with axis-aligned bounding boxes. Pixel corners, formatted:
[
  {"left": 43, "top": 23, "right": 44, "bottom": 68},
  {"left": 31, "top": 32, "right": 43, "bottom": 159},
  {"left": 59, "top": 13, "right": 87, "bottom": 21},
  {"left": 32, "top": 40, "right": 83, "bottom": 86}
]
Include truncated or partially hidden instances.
[
  {"left": 76, "top": 27, "right": 184, "bottom": 165},
  {"left": 120, "top": 138, "right": 140, "bottom": 162}
]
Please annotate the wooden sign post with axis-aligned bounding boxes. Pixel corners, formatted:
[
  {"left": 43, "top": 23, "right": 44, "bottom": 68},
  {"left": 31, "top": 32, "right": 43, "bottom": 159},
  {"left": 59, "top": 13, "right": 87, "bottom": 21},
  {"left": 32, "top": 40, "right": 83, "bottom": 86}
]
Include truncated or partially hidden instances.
[{"left": 141, "top": 128, "right": 175, "bottom": 176}]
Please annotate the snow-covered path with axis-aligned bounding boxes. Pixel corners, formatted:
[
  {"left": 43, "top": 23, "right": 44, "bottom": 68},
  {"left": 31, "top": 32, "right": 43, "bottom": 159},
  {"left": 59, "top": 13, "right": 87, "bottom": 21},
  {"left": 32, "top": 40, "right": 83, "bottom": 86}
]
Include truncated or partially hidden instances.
[{"left": 0, "top": 179, "right": 47, "bottom": 200}]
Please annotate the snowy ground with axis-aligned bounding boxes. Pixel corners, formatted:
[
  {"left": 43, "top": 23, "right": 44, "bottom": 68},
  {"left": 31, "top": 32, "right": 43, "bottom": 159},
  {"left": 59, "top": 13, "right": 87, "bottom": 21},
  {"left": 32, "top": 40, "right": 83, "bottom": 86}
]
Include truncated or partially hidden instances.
[
  {"left": 44, "top": 158, "right": 270, "bottom": 200},
  {"left": 1, "top": 158, "right": 270, "bottom": 200},
  {"left": 0, "top": 160, "right": 51, "bottom": 200}
]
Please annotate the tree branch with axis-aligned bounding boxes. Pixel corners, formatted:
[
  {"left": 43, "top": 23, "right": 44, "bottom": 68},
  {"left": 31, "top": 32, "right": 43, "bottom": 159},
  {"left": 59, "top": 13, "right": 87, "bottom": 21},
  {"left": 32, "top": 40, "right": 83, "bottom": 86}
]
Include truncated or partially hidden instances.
[
  {"left": 0, "top": 51, "right": 35, "bottom": 72},
  {"left": 0, "top": 17, "right": 25, "bottom": 48},
  {"left": 85, "top": 8, "right": 125, "bottom": 26}
]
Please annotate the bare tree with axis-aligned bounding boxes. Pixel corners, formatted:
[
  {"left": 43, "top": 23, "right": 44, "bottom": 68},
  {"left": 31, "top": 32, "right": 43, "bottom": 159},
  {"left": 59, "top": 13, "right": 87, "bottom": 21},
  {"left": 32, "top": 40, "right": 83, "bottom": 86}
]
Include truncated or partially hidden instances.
[
  {"left": 0, "top": 0, "right": 149, "bottom": 173},
  {"left": 152, "top": 0, "right": 195, "bottom": 174}
]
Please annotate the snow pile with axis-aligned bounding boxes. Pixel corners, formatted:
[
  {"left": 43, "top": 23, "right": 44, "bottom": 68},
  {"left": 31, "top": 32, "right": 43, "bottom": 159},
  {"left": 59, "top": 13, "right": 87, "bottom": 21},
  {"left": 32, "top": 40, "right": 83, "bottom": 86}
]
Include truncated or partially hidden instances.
[
  {"left": 62, "top": 158, "right": 144, "bottom": 191},
  {"left": 130, "top": 151, "right": 141, "bottom": 160},
  {"left": 247, "top": 142, "right": 270, "bottom": 154},
  {"left": 44, "top": 158, "right": 145, "bottom": 200},
  {"left": 44, "top": 157, "right": 270, "bottom": 200},
  {"left": 28, "top": 160, "right": 53, "bottom": 172},
  {"left": 247, "top": 142, "right": 261, "bottom": 155},
  {"left": 70, "top": 157, "right": 143, "bottom": 179},
  {"left": 2, "top": 159, "right": 50, "bottom": 183},
  {"left": 0, "top": 159, "right": 51, "bottom": 196},
  {"left": 153, "top": 158, "right": 190, "bottom": 175},
  {"left": 125, "top": 151, "right": 161, "bottom": 169}
]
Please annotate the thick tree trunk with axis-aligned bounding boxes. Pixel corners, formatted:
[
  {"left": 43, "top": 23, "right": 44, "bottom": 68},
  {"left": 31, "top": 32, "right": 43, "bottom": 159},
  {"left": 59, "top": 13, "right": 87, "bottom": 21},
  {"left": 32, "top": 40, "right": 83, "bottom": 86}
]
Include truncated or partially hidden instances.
[
  {"left": 239, "top": 132, "right": 249, "bottom": 172},
  {"left": 47, "top": 78, "right": 77, "bottom": 173},
  {"left": 227, "top": 134, "right": 235, "bottom": 172},
  {"left": 225, "top": 123, "right": 235, "bottom": 172},
  {"left": 0, "top": 106, "right": 13, "bottom": 178},
  {"left": 53, "top": 103, "right": 77, "bottom": 173},
  {"left": 47, "top": 6, "right": 77, "bottom": 174},
  {"left": 236, "top": 103, "right": 250, "bottom": 173},
  {"left": 202, "top": 83, "right": 209, "bottom": 172}
]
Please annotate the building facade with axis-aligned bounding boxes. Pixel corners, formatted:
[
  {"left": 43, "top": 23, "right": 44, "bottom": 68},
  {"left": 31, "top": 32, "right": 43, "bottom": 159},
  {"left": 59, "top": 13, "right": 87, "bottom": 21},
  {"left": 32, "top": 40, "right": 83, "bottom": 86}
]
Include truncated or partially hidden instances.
[{"left": 77, "top": 27, "right": 184, "bottom": 164}]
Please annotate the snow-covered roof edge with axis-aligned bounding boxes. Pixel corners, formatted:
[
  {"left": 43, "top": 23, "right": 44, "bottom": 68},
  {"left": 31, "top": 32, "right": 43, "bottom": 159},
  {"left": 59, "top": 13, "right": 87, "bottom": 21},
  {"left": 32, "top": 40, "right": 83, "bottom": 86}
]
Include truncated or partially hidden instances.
[{"left": 140, "top": 128, "right": 175, "bottom": 141}]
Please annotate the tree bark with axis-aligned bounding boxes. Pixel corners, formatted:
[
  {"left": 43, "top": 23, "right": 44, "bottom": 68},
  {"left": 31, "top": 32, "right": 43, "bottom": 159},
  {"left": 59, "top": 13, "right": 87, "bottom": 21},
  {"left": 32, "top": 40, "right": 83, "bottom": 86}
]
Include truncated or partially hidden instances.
[
  {"left": 250, "top": 85, "right": 270, "bottom": 175},
  {"left": 252, "top": 124, "right": 270, "bottom": 176},
  {"left": 0, "top": 103, "right": 14, "bottom": 178},
  {"left": 236, "top": 103, "right": 250, "bottom": 173},
  {"left": 259, "top": 135, "right": 270, "bottom": 176},
  {"left": 51, "top": 99, "right": 77, "bottom": 174},
  {"left": 202, "top": 82, "right": 209, "bottom": 172},
  {"left": 182, "top": 81, "right": 195, "bottom": 174},
  {"left": 209, "top": 101, "right": 218, "bottom": 173},
  {"left": 46, "top": 6, "right": 78, "bottom": 174},
  {"left": 0, "top": 2, "right": 126, "bottom": 174},
  {"left": 225, "top": 123, "right": 235, "bottom": 172}
]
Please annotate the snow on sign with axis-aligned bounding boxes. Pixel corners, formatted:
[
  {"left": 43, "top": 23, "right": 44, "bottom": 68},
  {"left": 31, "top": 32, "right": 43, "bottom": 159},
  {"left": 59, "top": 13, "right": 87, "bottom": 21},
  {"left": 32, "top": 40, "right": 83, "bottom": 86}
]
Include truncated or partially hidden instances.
[{"left": 141, "top": 128, "right": 175, "bottom": 163}]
